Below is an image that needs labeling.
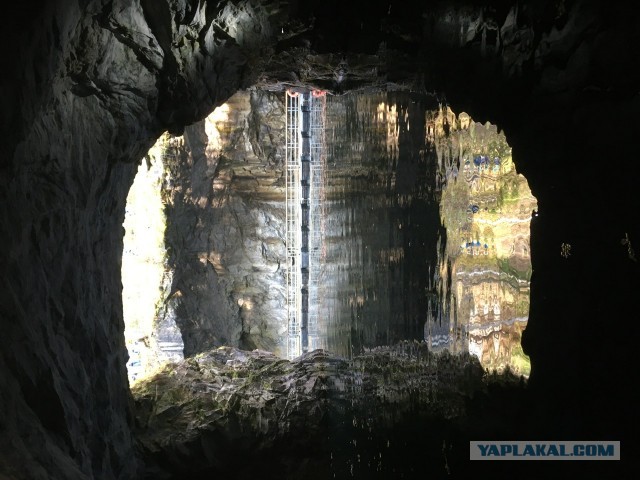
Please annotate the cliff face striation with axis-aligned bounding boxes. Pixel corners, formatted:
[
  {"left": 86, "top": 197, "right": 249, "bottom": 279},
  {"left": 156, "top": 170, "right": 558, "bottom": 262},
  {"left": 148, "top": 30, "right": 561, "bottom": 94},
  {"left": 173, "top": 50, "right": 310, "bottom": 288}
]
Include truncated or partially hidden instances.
[
  {"left": 161, "top": 90, "right": 288, "bottom": 357},
  {"left": 431, "top": 107, "right": 537, "bottom": 376}
]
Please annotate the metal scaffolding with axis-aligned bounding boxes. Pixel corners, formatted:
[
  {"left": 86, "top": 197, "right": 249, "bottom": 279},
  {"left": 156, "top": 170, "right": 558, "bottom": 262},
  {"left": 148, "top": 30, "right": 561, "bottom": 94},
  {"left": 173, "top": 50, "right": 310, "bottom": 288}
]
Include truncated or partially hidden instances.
[
  {"left": 308, "top": 90, "right": 326, "bottom": 352},
  {"left": 285, "top": 89, "right": 326, "bottom": 359},
  {"left": 285, "top": 90, "right": 301, "bottom": 359}
]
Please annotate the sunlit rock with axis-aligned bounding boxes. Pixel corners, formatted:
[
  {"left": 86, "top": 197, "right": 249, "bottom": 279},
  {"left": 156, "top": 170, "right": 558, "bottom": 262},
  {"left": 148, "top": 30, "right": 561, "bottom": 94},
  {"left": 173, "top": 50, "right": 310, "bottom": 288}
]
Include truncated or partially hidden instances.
[
  {"left": 159, "top": 91, "right": 288, "bottom": 357},
  {"left": 430, "top": 107, "right": 537, "bottom": 376},
  {"left": 123, "top": 134, "right": 183, "bottom": 384}
]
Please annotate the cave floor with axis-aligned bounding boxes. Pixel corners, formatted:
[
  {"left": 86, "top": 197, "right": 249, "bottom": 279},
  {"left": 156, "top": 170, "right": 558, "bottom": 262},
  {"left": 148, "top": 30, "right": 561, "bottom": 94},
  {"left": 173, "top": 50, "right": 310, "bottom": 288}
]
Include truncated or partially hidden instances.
[{"left": 132, "top": 345, "right": 613, "bottom": 479}]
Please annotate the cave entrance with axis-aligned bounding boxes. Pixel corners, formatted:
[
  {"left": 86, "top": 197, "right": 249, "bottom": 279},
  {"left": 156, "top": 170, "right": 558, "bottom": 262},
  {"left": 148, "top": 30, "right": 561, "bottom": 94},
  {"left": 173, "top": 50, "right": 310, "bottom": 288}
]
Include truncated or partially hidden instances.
[{"left": 121, "top": 88, "right": 536, "bottom": 380}]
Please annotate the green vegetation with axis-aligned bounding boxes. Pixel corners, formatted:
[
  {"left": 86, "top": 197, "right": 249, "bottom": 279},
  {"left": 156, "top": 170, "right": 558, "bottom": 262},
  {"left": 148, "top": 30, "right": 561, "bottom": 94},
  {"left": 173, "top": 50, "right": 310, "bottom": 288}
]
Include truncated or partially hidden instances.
[
  {"left": 440, "top": 178, "right": 471, "bottom": 258},
  {"left": 509, "top": 344, "right": 531, "bottom": 377},
  {"left": 497, "top": 257, "right": 532, "bottom": 282},
  {"left": 485, "top": 139, "right": 511, "bottom": 160},
  {"left": 515, "top": 298, "right": 530, "bottom": 317},
  {"left": 454, "top": 251, "right": 497, "bottom": 271}
]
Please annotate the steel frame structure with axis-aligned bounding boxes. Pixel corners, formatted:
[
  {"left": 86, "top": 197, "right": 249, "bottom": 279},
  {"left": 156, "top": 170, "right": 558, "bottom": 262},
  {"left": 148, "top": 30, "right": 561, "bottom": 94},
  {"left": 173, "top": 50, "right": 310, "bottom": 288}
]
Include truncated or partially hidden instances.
[{"left": 285, "top": 89, "right": 326, "bottom": 359}]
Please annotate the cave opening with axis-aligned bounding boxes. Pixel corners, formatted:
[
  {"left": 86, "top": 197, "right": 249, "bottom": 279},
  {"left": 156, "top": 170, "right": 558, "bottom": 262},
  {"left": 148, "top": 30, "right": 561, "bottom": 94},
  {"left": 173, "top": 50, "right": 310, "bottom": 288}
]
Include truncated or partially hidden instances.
[
  {"left": 120, "top": 88, "right": 540, "bottom": 478},
  {"left": 121, "top": 87, "right": 535, "bottom": 383}
]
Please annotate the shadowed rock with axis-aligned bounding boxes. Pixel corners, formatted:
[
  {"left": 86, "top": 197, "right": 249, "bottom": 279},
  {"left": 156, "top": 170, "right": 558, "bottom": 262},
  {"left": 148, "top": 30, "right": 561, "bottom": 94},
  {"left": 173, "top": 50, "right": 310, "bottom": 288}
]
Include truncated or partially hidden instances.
[{"left": 132, "top": 345, "right": 494, "bottom": 478}]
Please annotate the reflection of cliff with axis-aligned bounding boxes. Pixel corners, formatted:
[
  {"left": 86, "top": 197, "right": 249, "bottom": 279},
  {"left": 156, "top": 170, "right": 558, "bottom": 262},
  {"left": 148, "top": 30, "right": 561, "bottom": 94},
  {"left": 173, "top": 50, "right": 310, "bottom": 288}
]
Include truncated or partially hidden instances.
[
  {"left": 322, "top": 93, "right": 441, "bottom": 356},
  {"left": 431, "top": 107, "right": 536, "bottom": 376}
]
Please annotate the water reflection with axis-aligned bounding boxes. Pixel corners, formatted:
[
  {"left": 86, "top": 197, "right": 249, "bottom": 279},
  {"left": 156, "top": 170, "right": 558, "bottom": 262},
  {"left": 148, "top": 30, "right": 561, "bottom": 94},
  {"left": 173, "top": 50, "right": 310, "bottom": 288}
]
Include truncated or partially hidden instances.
[
  {"left": 430, "top": 107, "right": 536, "bottom": 376},
  {"left": 320, "top": 95, "right": 535, "bottom": 376},
  {"left": 321, "top": 93, "right": 441, "bottom": 356}
]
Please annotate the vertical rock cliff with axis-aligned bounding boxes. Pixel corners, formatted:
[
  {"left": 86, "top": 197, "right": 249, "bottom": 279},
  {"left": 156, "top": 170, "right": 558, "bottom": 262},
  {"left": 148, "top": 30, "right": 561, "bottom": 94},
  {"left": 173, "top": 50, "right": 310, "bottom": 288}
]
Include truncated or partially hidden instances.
[{"left": 161, "top": 90, "right": 288, "bottom": 357}]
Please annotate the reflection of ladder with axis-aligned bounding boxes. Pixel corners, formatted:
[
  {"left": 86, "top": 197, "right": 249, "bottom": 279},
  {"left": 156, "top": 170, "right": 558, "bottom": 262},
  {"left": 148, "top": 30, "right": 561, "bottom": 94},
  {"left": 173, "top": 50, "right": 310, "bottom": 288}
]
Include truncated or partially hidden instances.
[
  {"left": 285, "top": 91, "right": 300, "bottom": 359},
  {"left": 285, "top": 89, "right": 326, "bottom": 360},
  {"left": 308, "top": 90, "right": 326, "bottom": 352}
]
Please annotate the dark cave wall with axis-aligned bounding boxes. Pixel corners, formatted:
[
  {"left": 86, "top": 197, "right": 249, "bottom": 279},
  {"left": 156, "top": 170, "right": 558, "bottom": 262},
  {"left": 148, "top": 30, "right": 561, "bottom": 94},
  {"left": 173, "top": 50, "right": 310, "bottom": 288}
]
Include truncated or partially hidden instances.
[
  {"left": 0, "top": 1, "right": 275, "bottom": 478},
  {"left": 0, "top": 0, "right": 638, "bottom": 478},
  {"left": 421, "top": 2, "right": 640, "bottom": 438}
]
